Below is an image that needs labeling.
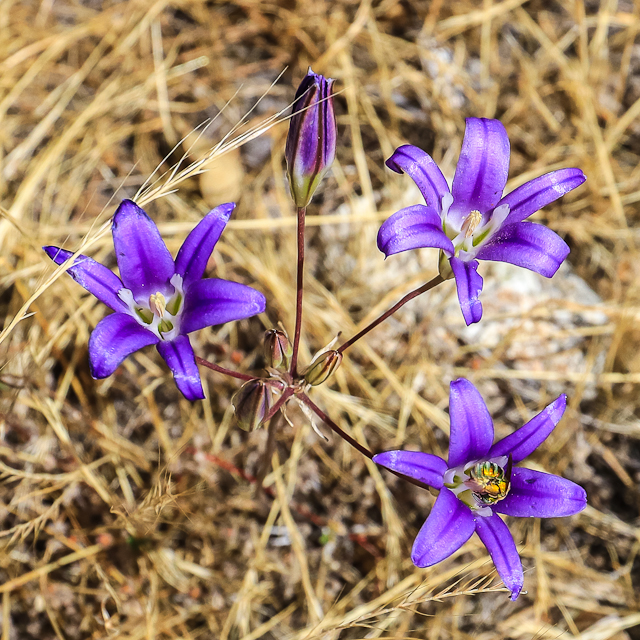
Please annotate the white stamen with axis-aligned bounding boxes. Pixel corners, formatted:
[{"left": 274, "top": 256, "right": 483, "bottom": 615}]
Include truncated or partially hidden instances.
[
  {"left": 461, "top": 210, "right": 483, "bottom": 238},
  {"left": 149, "top": 292, "right": 166, "bottom": 317},
  {"left": 440, "top": 192, "right": 453, "bottom": 220}
]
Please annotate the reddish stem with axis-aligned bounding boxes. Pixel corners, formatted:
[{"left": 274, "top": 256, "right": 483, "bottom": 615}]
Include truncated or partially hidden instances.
[
  {"left": 337, "top": 274, "right": 444, "bottom": 354},
  {"left": 195, "top": 356, "right": 257, "bottom": 382},
  {"left": 300, "top": 393, "right": 431, "bottom": 491},
  {"left": 299, "top": 393, "right": 374, "bottom": 459},
  {"left": 289, "top": 206, "right": 307, "bottom": 376},
  {"left": 262, "top": 388, "right": 294, "bottom": 424}
]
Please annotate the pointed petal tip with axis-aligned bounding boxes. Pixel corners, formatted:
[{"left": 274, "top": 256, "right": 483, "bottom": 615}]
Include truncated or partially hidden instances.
[
  {"left": 43, "top": 245, "right": 68, "bottom": 264},
  {"left": 157, "top": 336, "right": 205, "bottom": 401},
  {"left": 212, "top": 201, "right": 236, "bottom": 221},
  {"left": 450, "top": 258, "right": 484, "bottom": 325},
  {"left": 254, "top": 290, "right": 267, "bottom": 314},
  {"left": 548, "top": 394, "right": 567, "bottom": 423},
  {"left": 371, "top": 451, "right": 396, "bottom": 469},
  {"left": 114, "top": 198, "right": 146, "bottom": 220}
]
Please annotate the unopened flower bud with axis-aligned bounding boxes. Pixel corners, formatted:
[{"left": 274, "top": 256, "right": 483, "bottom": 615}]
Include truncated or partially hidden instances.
[
  {"left": 285, "top": 68, "right": 337, "bottom": 208},
  {"left": 232, "top": 380, "right": 272, "bottom": 432},
  {"left": 303, "top": 350, "right": 342, "bottom": 386},
  {"left": 264, "top": 329, "right": 292, "bottom": 370}
]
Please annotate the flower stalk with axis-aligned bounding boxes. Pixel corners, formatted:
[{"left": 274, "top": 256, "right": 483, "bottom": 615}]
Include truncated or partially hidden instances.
[
  {"left": 290, "top": 206, "right": 307, "bottom": 377},
  {"left": 337, "top": 274, "right": 444, "bottom": 354}
]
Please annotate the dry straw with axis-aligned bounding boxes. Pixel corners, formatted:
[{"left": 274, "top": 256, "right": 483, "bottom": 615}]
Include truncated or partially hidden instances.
[{"left": 1, "top": 0, "right": 639, "bottom": 639}]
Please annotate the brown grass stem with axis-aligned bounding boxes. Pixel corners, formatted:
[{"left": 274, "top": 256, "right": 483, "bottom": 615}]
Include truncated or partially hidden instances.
[{"left": 255, "top": 410, "right": 284, "bottom": 494}]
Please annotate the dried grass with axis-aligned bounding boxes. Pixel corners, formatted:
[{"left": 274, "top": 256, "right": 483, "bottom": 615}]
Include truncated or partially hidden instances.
[{"left": 1, "top": 0, "right": 639, "bottom": 638}]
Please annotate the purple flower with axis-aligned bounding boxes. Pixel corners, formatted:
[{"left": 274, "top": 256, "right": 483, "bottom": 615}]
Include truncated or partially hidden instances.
[
  {"left": 378, "top": 118, "right": 586, "bottom": 325},
  {"left": 44, "top": 200, "right": 266, "bottom": 401},
  {"left": 373, "top": 378, "right": 586, "bottom": 600},
  {"left": 285, "top": 68, "right": 337, "bottom": 208}
]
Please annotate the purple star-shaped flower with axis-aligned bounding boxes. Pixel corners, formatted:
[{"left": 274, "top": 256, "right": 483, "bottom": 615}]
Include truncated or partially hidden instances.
[
  {"left": 44, "top": 199, "right": 266, "bottom": 401},
  {"left": 378, "top": 118, "right": 586, "bottom": 325},
  {"left": 374, "top": 378, "right": 587, "bottom": 600}
]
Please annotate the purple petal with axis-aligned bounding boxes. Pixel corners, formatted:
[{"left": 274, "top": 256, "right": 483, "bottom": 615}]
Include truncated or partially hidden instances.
[
  {"left": 43, "top": 246, "right": 127, "bottom": 312},
  {"left": 377, "top": 205, "right": 454, "bottom": 257},
  {"left": 474, "top": 513, "right": 523, "bottom": 600},
  {"left": 476, "top": 222, "right": 569, "bottom": 278},
  {"left": 174, "top": 203, "right": 235, "bottom": 286},
  {"left": 373, "top": 451, "right": 447, "bottom": 489},
  {"left": 448, "top": 378, "right": 494, "bottom": 468},
  {"left": 489, "top": 395, "right": 566, "bottom": 463},
  {"left": 450, "top": 257, "right": 483, "bottom": 325},
  {"left": 500, "top": 168, "right": 586, "bottom": 226},
  {"left": 451, "top": 118, "right": 510, "bottom": 214},
  {"left": 157, "top": 335, "right": 204, "bottom": 401},
  {"left": 494, "top": 468, "right": 587, "bottom": 518},
  {"left": 112, "top": 200, "right": 175, "bottom": 301},
  {"left": 181, "top": 278, "right": 266, "bottom": 335},
  {"left": 88, "top": 313, "right": 158, "bottom": 378},
  {"left": 385, "top": 145, "right": 450, "bottom": 211},
  {"left": 411, "top": 488, "right": 476, "bottom": 568}
]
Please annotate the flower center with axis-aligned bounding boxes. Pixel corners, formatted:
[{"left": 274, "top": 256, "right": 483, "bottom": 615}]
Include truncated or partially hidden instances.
[
  {"left": 466, "top": 460, "right": 510, "bottom": 505},
  {"left": 118, "top": 274, "right": 184, "bottom": 340},
  {"left": 440, "top": 194, "right": 511, "bottom": 261},
  {"left": 444, "top": 454, "right": 512, "bottom": 516}
]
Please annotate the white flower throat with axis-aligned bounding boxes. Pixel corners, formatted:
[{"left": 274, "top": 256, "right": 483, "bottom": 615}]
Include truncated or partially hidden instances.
[
  {"left": 119, "top": 273, "right": 185, "bottom": 341},
  {"left": 441, "top": 193, "right": 510, "bottom": 260}
]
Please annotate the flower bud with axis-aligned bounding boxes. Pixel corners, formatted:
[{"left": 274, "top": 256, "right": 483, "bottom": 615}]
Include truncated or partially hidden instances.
[
  {"left": 303, "top": 350, "right": 342, "bottom": 386},
  {"left": 232, "top": 380, "right": 272, "bottom": 432},
  {"left": 264, "top": 329, "right": 292, "bottom": 370},
  {"left": 285, "top": 68, "right": 337, "bottom": 208}
]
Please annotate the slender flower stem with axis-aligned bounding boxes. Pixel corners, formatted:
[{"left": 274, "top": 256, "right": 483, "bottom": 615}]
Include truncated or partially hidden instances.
[
  {"left": 262, "top": 388, "right": 294, "bottom": 424},
  {"left": 337, "top": 274, "right": 444, "bottom": 354},
  {"left": 301, "top": 393, "right": 430, "bottom": 491},
  {"left": 300, "top": 394, "right": 374, "bottom": 459},
  {"left": 290, "top": 206, "right": 307, "bottom": 377},
  {"left": 195, "top": 356, "right": 257, "bottom": 382}
]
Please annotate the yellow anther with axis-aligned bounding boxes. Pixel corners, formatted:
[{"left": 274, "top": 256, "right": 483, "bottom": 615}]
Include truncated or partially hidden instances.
[
  {"left": 149, "top": 293, "right": 167, "bottom": 318},
  {"left": 461, "top": 210, "right": 483, "bottom": 238}
]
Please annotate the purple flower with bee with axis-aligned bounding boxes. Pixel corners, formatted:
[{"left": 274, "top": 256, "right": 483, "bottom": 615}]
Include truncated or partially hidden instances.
[
  {"left": 44, "top": 199, "right": 266, "bottom": 401},
  {"left": 374, "top": 378, "right": 587, "bottom": 600},
  {"left": 378, "top": 118, "right": 586, "bottom": 325}
]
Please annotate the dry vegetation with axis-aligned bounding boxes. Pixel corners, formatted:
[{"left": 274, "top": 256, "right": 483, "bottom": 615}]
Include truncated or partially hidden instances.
[{"left": 1, "top": 0, "right": 640, "bottom": 638}]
